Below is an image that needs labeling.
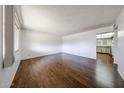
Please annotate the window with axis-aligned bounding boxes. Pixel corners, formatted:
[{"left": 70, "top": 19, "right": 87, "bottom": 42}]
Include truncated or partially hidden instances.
[
  {"left": 97, "top": 40, "right": 101, "bottom": 45},
  {"left": 103, "top": 39, "right": 107, "bottom": 45},
  {"left": 96, "top": 32, "right": 114, "bottom": 39},
  {"left": 14, "top": 10, "right": 20, "bottom": 52}
]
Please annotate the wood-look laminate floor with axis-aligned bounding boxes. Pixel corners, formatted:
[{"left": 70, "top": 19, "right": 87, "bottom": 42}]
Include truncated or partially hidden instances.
[
  {"left": 97, "top": 53, "right": 113, "bottom": 64},
  {"left": 11, "top": 53, "right": 124, "bottom": 88}
]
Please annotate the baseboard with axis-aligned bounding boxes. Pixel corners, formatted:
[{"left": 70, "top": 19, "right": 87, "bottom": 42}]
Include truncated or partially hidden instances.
[
  {"left": 113, "top": 63, "right": 118, "bottom": 69},
  {"left": 21, "top": 52, "right": 96, "bottom": 61},
  {"left": 117, "top": 66, "right": 124, "bottom": 81},
  {"left": 21, "top": 52, "right": 62, "bottom": 61},
  {"left": 62, "top": 52, "right": 96, "bottom": 60}
]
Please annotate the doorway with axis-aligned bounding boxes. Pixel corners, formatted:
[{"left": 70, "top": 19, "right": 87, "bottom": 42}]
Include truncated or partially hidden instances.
[{"left": 96, "top": 32, "right": 114, "bottom": 64}]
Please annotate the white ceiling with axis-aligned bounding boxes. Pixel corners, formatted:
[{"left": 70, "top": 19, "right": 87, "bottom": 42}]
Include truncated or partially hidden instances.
[{"left": 20, "top": 5, "right": 123, "bottom": 36}]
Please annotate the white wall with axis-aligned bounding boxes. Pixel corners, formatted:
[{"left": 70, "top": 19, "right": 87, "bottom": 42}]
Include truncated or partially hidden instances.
[
  {"left": 115, "top": 8, "right": 124, "bottom": 79},
  {"left": 20, "top": 29, "right": 62, "bottom": 60},
  {"left": 62, "top": 26, "right": 113, "bottom": 59}
]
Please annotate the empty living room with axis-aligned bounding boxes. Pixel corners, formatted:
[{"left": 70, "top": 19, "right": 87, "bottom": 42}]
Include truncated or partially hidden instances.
[{"left": 0, "top": 5, "right": 124, "bottom": 88}]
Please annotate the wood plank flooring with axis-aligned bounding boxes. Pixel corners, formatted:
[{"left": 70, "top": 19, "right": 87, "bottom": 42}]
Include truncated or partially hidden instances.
[
  {"left": 11, "top": 53, "right": 124, "bottom": 88},
  {"left": 97, "top": 53, "right": 113, "bottom": 64}
]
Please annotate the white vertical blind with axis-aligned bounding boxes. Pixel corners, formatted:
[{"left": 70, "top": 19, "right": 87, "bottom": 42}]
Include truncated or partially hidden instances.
[
  {"left": 3, "top": 6, "right": 14, "bottom": 68},
  {"left": 1, "top": 6, "right": 21, "bottom": 68},
  {"left": 2, "top": 6, "right": 5, "bottom": 60},
  {"left": 0, "top": 6, "right": 3, "bottom": 68},
  {"left": 3, "top": 6, "right": 21, "bottom": 68}
]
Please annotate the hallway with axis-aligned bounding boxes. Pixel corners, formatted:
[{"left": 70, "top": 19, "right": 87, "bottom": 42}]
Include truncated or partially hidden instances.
[{"left": 11, "top": 53, "right": 124, "bottom": 88}]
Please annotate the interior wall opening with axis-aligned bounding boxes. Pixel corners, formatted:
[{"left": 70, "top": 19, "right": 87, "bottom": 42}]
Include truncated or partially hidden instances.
[{"left": 96, "top": 32, "right": 114, "bottom": 64}]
